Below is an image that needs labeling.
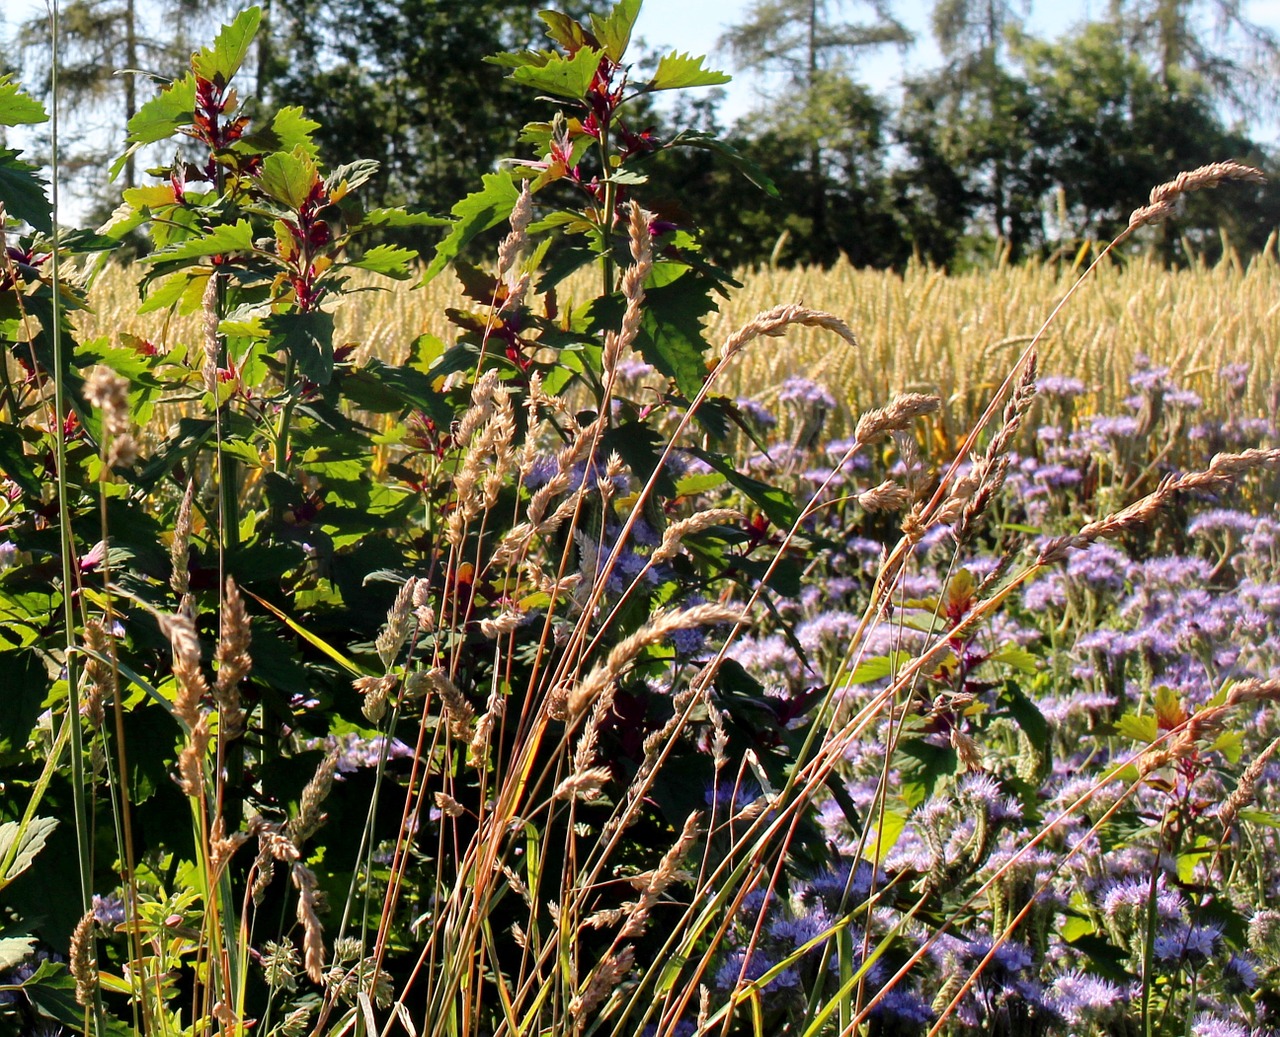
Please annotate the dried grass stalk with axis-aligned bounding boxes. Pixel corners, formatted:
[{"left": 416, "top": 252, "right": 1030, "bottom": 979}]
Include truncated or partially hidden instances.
[
  {"left": 292, "top": 863, "right": 326, "bottom": 984},
  {"left": 720, "top": 304, "right": 858, "bottom": 360},
  {"left": 1128, "top": 161, "right": 1265, "bottom": 230},
  {"left": 651, "top": 508, "right": 742, "bottom": 564},
  {"left": 70, "top": 910, "right": 97, "bottom": 1006},
  {"left": 213, "top": 578, "right": 250, "bottom": 735},
  {"left": 288, "top": 750, "right": 339, "bottom": 848}
]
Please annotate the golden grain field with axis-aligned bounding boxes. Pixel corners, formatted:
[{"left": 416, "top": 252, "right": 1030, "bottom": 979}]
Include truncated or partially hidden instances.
[{"left": 77, "top": 246, "right": 1280, "bottom": 435}]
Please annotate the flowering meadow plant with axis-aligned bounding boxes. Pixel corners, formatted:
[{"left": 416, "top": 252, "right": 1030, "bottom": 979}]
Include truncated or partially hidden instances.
[{"left": 0, "top": 3, "right": 1276, "bottom": 1037}]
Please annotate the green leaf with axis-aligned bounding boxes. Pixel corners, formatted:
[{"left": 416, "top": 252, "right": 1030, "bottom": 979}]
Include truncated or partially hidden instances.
[
  {"left": 356, "top": 207, "right": 452, "bottom": 230},
  {"left": 22, "top": 961, "right": 83, "bottom": 1029},
  {"left": 142, "top": 220, "right": 255, "bottom": 263},
  {"left": 240, "top": 105, "right": 321, "bottom": 157},
  {"left": 349, "top": 244, "right": 417, "bottom": 280},
  {"left": 259, "top": 146, "right": 320, "bottom": 210},
  {"left": 116, "top": 72, "right": 197, "bottom": 149},
  {"left": 1113, "top": 712, "right": 1158, "bottom": 742},
  {"left": 537, "top": 12, "right": 596, "bottom": 52},
  {"left": 648, "top": 51, "right": 731, "bottom": 91},
  {"left": 421, "top": 171, "right": 521, "bottom": 285},
  {"left": 988, "top": 646, "right": 1040, "bottom": 675},
  {"left": 842, "top": 651, "right": 912, "bottom": 686},
  {"left": 510, "top": 45, "right": 602, "bottom": 99},
  {"left": 264, "top": 309, "right": 336, "bottom": 385},
  {"left": 864, "top": 809, "right": 907, "bottom": 865},
  {"left": 666, "top": 130, "right": 780, "bottom": 197},
  {"left": 689, "top": 449, "right": 798, "bottom": 529},
  {"left": 589, "top": 0, "right": 642, "bottom": 61},
  {"left": 600, "top": 423, "right": 677, "bottom": 498},
  {"left": 0, "top": 76, "right": 48, "bottom": 126},
  {"left": 0, "top": 426, "right": 41, "bottom": 499},
  {"left": 0, "top": 936, "right": 35, "bottom": 970},
  {"left": 0, "top": 816, "right": 58, "bottom": 886},
  {"left": 0, "top": 149, "right": 51, "bottom": 233},
  {"left": 191, "top": 7, "right": 263, "bottom": 84}
]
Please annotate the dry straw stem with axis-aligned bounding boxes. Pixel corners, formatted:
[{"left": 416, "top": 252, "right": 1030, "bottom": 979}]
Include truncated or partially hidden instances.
[
  {"left": 854, "top": 392, "right": 941, "bottom": 444},
  {"left": 288, "top": 749, "right": 338, "bottom": 847},
  {"left": 1128, "top": 160, "right": 1266, "bottom": 231},
  {"left": 170, "top": 479, "right": 195, "bottom": 606},
  {"left": 602, "top": 202, "right": 654, "bottom": 373},
  {"left": 292, "top": 862, "right": 326, "bottom": 984},
  {"left": 213, "top": 577, "right": 250, "bottom": 734},
  {"left": 651, "top": 508, "right": 743, "bottom": 564}
]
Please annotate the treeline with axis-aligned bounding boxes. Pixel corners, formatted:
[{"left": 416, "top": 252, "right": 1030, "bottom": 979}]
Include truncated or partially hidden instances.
[{"left": 11, "top": 0, "right": 1280, "bottom": 269}]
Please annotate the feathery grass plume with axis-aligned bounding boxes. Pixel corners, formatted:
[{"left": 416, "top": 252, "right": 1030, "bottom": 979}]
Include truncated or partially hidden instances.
[
  {"left": 1128, "top": 161, "right": 1265, "bottom": 231},
  {"left": 209, "top": 815, "right": 248, "bottom": 878},
  {"left": 83, "top": 365, "right": 137, "bottom": 467},
  {"left": 497, "top": 181, "right": 532, "bottom": 304},
  {"left": 720, "top": 303, "right": 858, "bottom": 360},
  {"left": 857, "top": 480, "right": 911, "bottom": 512},
  {"left": 201, "top": 273, "right": 220, "bottom": 396},
  {"left": 569, "top": 944, "right": 634, "bottom": 1022},
  {"left": 1037, "top": 449, "right": 1280, "bottom": 564},
  {"left": 854, "top": 392, "right": 941, "bottom": 444},
  {"left": 288, "top": 749, "right": 339, "bottom": 847},
  {"left": 618, "top": 810, "right": 701, "bottom": 938},
  {"left": 1218, "top": 733, "right": 1280, "bottom": 837},
  {"left": 427, "top": 667, "right": 477, "bottom": 741},
  {"left": 249, "top": 816, "right": 299, "bottom": 905},
  {"left": 602, "top": 202, "right": 654, "bottom": 374},
  {"left": 433, "top": 791, "right": 466, "bottom": 818},
  {"left": 69, "top": 910, "right": 97, "bottom": 1007},
  {"left": 354, "top": 673, "right": 396, "bottom": 722},
  {"left": 651, "top": 508, "right": 742, "bottom": 564},
  {"left": 81, "top": 618, "right": 114, "bottom": 729},
  {"left": 170, "top": 479, "right": 195, "bottom": 607},
  {"left": 566, "top": 604, "right": 747, "bottom": 720},
  {"left": 157, "top": 610, "right": 211, "bottom": 796},
  {"left": 292, "top": 862, "right": 326, "bottom": 984},
  {"left": 375, "top": 577, "right": 418, "bottom": 669},
  {"left": 553, "top": 766, "right": 613, "bottom": 802},
  {"left": 213, "top": 577, "right": 250, "bottom": 735}
]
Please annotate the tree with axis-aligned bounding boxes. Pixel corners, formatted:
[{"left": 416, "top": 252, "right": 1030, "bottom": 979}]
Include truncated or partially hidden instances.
[{"left": 719, "top": 0, "right": 911, "bottom": 263}]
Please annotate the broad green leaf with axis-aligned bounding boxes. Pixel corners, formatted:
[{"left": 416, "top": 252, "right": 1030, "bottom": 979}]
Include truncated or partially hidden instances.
[
  {"left": 0, "top": 936, "right": 34, "bottom": 970},
  {"left": 191, "top": 7, "right": 263, "bottom": 84},
  {"left": 1208, "top": 729, "right": 1244, "bottom": 764},
  {"left": 123, "top": 73, "right": 196, "bottom": 146},
  {"left": 589, "top": 0, "right": 641, "bottom": 61},
  {"left": 264, "top": 309, "right": 335, "bottom": 385},
  {"left": 988, "top": 645, "right": 1040, "bottom": 674},
  {"left": 666, "top": 130, "right": 780, "bottom": 197},
  {"left": 998, "top": 682, "right": 1050, "bottom": 748},
  {"left": 1153, "top": 685, "right": 1186, "bottom": 729},
  {"left": 842, "top": 651, "right": 911, "bottom": 686},
  {"left": 259, "top": 146, "right": 320, "bottom": 210},
  {"left": 21, "top": 961, "right": 82, "bottom": 1029},
  {"left": 421, "top": 171, "right": 521, "bottom": 285},
  {"left": 349, "top": 244, "right": 417, "bottom": 279},
  {"left": 0, "top": 816, "right": 57, "bottom": 886},
  {"left": 0, "top": 76, "right": 48, "bottom": 126},
  {"left": 356, "top": 207, "right": 451, "bottom": 230},
  {"left": 864, "top": 809, "right": 907, "bottom": 864},
  {"left": 325, "top": 159, "right": 381, "bottom": 197},
  {"left": 510, "top": 46, "right": 602, "bottom": 99},
  {"left": 240, "top": 105, "right": 321, "bottom": 157},
  {"left": 141, "top": 220, "right": 255, "bottom": 262},
  {"left": 689, "top": 449, "right": 798, "bottom": 529},
  {"left": 648, "top": 51, "right": 731, "bottom": 91},
  {"left": 0, "top": 149, "right": 51, "bottom": 233},
  {"left": 1237, "top": 808, "right": 1280, "bottom": 828},
  {"left": 538, "top": 11, "right": 596, "bottom": 52},
  {"left": 1114, "top": 712, "right": 1157, "bottom": 742}
]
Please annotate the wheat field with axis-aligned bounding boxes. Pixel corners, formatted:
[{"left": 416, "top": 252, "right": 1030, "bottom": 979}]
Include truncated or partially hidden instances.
[{"left": 77, "top": 243, "right": 1280, "bottom": 435}]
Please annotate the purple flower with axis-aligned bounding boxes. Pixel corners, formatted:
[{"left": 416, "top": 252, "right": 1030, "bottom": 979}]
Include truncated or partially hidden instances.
[
  {"left": 1048, "top": 970, "right": 1123, "bottom": 1024},
  {"left": 778, "top": 377, "right": 836, "bottom": 411},
  {"left": 1039, "top": 375, "right": 1086, "bottom": 398},
  {"left": 735, "top": 396, "right": 777, "bottom": 429},
  {"left": 1191, "top": 1013, "right": 1250, "bottom": 1037},
  {"left": 93, "top": 892, "right": 126, "bottom": 928}
]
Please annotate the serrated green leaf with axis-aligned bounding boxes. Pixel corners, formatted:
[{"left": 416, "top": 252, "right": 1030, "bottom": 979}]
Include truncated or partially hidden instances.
[
  {"left": 240, "top": 105, "right": 320, "bottom": 157},
  {"left": 589, "top": 0, "right": 641, "bottom": 61},
  {"left": 264, "top": 309, "right": 335, "bottom": 385},
  {"left": 0, "top": 816, "right": 57, "bottom": 886},
  {"left": 349, "top": 244, "right": 417, "bottom": 279},
  {"left": 510, "top": 45, "right": 602, "bottom": 99},
  {"left": 1237, "top": 808, "right": 1280, "bottom": 828},
  {"left": 485, "top": 48, "right": 555, "bottom": 71},
  {"left": 649, "top": 51, "right": 731, "bottom": 91},
  {"left": 141, "top": 220, "right": 255, "bottom": 263},
  {"left": 538, "top": 11, "right": 595, "bottom": 52},
  {"left": 191, "top": 7, "right": 262, "bottom": 84},
  {"left": 0, "top": 76, "right": 48, "bottom": 126},
  {"left": 1208, "top": 729, "right": 1244, "bottom": 764},
  {"left": 259, "top": 146, "right": 320, "bottom": 210},
  {"left": 864, "top": 809, "right": 907, "bottom": 865},
  {"left": 1114, "top": 712, "right": 1158, "bottom": 742},
  {"left": 421, "top": 171, "right": 520, "bottom": 285},
  {"left": 124, "top": 73, "right": 197, "bottom": 146},
  {"left": 0, "top": 149, "right": 51, "bottom": 233}
]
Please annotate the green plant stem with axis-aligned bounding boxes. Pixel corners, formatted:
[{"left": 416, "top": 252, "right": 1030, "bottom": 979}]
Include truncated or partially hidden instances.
[{"left": 274, "top": 353, "right": 297, "bottom": 473}]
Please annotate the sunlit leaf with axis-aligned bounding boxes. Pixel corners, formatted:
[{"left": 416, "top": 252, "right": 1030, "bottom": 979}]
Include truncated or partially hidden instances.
[
  {"left": 259, "top": 146, "right": 320, "bottom": 210},
  {"left": 421, "top": 171, "right": 521, "bottom": 285},
  {"left": 648, "top": 51, "right": 731, "bottom": 91},
  {"left": 589, "top": 0, "right": 641, "bottom": 61},
  {"left": 0, "top": 149, "right": 51, "bottom": 233},
  {"left": 191, "top": 7, "right": 263, "bottom": 84},
  {"left": 510, "top": 46, "right": 602, "bottom": 99},
  {"left": 0, "top": 816, "right": 57, "bottom": 886},
  {"left": 0, "top": 76, "right": 48, "bottom": 126}
]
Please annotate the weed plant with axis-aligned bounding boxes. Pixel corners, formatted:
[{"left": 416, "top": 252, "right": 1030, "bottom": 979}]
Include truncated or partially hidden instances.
[{"left": 0, "top": 4, "right": 1276, "bottom": 1037}]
